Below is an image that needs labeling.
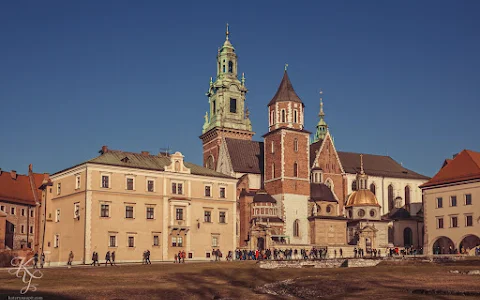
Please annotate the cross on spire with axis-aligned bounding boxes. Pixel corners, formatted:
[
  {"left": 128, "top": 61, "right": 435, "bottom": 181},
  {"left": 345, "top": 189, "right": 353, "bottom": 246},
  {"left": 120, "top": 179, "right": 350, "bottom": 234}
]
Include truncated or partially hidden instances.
[
  {"left": 319, "top": 89, "right": 324, "bottom": 117},
  {"left": 226, "top": 23, "right": 230, "bottom": 40},
  {"left": 360, "top": 154, "right": 365, "bottom": 174},
  {"left": 284, "top": 63, "right": 288, "bottom": 71}
]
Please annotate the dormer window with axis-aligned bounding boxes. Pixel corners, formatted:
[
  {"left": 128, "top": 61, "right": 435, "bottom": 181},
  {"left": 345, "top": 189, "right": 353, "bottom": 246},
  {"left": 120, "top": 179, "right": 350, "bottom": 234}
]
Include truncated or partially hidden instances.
[{"left": 121, "top": 157, "right": 130, "bottom": 163}]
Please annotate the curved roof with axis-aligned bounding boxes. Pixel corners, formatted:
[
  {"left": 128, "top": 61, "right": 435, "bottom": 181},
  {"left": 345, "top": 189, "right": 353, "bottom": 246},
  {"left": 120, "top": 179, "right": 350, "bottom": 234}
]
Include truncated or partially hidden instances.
[
  {"left": 346, "top": 190, "right": 380, "bottom": 208},
  {"left": 310, "top": 183, "right": 337, "bottom": 202},
  {"left": 253, "top": 190, "right": 276, "bottom": 203},
  {"left": 268, "top": 71, "right": 304, "bottom": 106}
]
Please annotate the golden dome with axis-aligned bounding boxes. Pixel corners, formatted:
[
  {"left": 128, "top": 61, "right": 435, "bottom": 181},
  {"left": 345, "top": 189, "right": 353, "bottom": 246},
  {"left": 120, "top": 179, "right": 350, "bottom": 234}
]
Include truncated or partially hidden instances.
[{"left": 346, "top": 190, "right": 380, "bottom": 207}]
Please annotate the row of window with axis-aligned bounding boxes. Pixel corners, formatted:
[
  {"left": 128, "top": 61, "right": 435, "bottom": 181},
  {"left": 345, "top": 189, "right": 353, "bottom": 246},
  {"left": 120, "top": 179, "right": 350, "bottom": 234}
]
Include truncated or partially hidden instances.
[
  {"left": 270, "top": 139, "right": 299, "bottom": 154},
  {"left": 436, "top": 214, "right": 474, "bottom": 229},
  {"left": 54, "top": 205, "right": 228, "bottom": 223},
  {"left": 436, "top": 194, "right": 473, "bottom": 208},
  {"left": 55, "top": 176, "right": 228, "bottom": 198},
  {"left": 0, "top": 205, "right": 34, "bottom": 217},
  {"left": 270, "top": 109, "right": 301, "bottom": 125},
  {"left": 270, "top": 162, "right": 299, "bottom": 179},
  {"left": 6, "top": 224, "right": 34, "bottom": 234}
]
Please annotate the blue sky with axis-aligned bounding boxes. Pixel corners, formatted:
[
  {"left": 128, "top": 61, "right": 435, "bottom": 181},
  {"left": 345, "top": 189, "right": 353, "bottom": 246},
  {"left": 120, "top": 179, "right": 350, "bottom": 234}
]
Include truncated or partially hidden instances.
[{"left": 1, "top": 1, "right": 479, "bottom": 177}]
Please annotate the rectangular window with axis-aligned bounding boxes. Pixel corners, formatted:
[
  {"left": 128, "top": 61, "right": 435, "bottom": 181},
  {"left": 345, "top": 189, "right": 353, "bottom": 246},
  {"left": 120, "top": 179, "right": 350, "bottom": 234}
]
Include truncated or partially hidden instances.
[
  {"left": 172, "top": 182, "right": 183, "bottom": 194},
  {"left": 55, "top": 209, "right": 60, "bottom": 222},
  {"left": 466, "top": 215, "right": 473, "bottom": 227},
  {"left": 212, "top": 236, "right": 218, "bottom": 247},
  {"left": 146, "top": 207, "right": 154, "bottom": 219},
  {"left": 206, "top": 252, "right": 211, "bottom": 258},
  {"left": 29, "top": 226, "right": 33, "bottom": 234},
  {"left": 101, "top": 204, "right": 110, "bottom": 217},
  {"left": 204, "top": 211, "right": 211, "bottom": 222},
  {"left": 177, "top": 236, "right": 183, "bottom": 247},
  {"left": 21, "top": 225, "right": 25, "bottom": 234},
  {"left": 21, "top": 209, "right": 25, "bottom": 216},
  {"left": 147, "top": 180, "right": 155, "bottom": 192},
  {"left": 436, "top": 197, "right": 443, "bottom": 208},
  {"left": 172, "top": 236, "right": 177, "bottom": 247},
  {"left": 54, "top": 234, "right": 59, "bottom": 248},
  {"left": 0, "top": 205, "right": 4, "bottom": 212},
  {"left": 230, "top": 98, "right": 237, "bottom": 113},
  {"left": 11, "top": 207, "right": 15, "bottom": 215},
  {"left": 101, "top": 175, "right": 110, "bottom": 188},
  {"left": 205, "top": 186, "right": 211, "bottom": 197},
  {"left": 125, "top": 206, "right": 134, "bottom": 219},
  {"left": 75, "top": 175, "right": 81, "bottom": 189},
  {"left": 465, "top": 194, "right": 472, "bottom": 205},
  {"left": 219, "top": 211, "right": 226, "bottom": 223},
  {"left": 437, "top": 217, "right": 444, "bottom": 229},
  {"left": 450, "top": 196, "right": 457, "bottom": 207},
  {"left": 176, "top": 208, "right": 184, "bottom": 220},
  {"left": 30, "top": 210, "right": 34, "bottom": 218},
  {"left": 74, "top": 203, "right": 80, "bottom": 219},
  {"left": 128, "top": 236, "right": 135, "bottom": 247},
  {"left": 451, "top": 216, "right": 458, "bottom": 228},
  {"left": 56, "top": 183, "right": 61, "bottom": 195},
  {"left": 153, "top": 235, "right": 159, "bottom": 246},
  {"left": 126, "top": 178, "right": 134, "bottom": 190},
  {"left": 109, "top": 236, "right": 116, "bottom": 247},
  {"left": 219, "top": 187, "right": 226, "bottom": 198}
]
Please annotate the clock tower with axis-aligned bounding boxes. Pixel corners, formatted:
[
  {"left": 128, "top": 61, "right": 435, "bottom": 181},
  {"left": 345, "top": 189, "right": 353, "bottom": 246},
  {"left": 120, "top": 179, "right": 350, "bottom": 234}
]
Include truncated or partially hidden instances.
[{"left": 200, "top": 25, "right": 254, "bottom": 170}]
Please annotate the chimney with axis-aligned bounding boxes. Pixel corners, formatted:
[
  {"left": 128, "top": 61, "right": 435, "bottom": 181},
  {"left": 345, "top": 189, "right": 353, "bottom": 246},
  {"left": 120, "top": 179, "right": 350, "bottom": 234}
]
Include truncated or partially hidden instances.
[
  {"left": 11, "top": 170, "right": 17, "bottom": 180},
  {"left": 101, "top": 145, "right": 108, "bottom": 154},
  {"left": 141, "top": 151, "right": 150, "bottom": 156}
]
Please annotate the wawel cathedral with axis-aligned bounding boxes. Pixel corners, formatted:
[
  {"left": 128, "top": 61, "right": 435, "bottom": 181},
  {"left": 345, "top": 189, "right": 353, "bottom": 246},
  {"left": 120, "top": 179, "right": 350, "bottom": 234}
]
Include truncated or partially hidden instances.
[{"left": 200, "top": 27, "right": 430, "bottom": 253}]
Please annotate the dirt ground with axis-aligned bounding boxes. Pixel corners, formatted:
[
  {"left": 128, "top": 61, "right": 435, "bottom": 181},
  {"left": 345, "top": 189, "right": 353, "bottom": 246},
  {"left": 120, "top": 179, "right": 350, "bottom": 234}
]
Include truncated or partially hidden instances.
[{"left": 1, "top": 259, "right": 480, "bottom": 299}]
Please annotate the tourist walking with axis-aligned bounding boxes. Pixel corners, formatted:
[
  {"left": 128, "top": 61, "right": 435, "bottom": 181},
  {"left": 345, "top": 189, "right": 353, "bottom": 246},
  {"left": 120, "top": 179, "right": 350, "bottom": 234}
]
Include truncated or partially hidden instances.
[
  {"left": 146, "top": 250, "right": 152, "bottom": 264},
  {"left": 112, "top": 251, "right": 116, "bottom": 265},
  {"left": 67, "top": 251, "right": 74, "bottom": 266},
  {"left": 91, "top": 252, "right": 97, "bottom": 266},
  {"left": 105, "top": 251, "right": 113, "bottom": 266},
  {"left": 40, "top": 253, "right": 45, "bottom": 268},
  {"left": 181, "top": 250, "right": 185, "bottom": 263},
  {"left": 33, "top": 252, "right": 39, "bottom": 269}
]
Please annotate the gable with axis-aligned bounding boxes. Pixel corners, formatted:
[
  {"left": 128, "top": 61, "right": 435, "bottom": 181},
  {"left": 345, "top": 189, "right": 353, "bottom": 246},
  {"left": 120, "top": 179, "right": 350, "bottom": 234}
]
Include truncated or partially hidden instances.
[{"left": 310, "top": 132, "right": 344, "bottom": 174}]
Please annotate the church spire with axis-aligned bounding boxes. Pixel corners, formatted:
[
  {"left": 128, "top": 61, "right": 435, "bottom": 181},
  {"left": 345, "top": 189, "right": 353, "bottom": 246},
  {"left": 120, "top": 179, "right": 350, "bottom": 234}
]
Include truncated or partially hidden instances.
[
  {"left": 226, "top": 23, "right": 230, "bottom": 41},
  {"left": 356, "top": 154, "right": 368, "bottom": 189},
  {"left": 313, "top": 90, "right": 328, "bottom": 143}
]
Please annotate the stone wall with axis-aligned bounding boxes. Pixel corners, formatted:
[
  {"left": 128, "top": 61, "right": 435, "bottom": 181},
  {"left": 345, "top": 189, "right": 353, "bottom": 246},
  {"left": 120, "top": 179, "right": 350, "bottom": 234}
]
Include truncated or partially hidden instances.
[{"left": 259, "top": 258, "right": 381, "bottom": 269}]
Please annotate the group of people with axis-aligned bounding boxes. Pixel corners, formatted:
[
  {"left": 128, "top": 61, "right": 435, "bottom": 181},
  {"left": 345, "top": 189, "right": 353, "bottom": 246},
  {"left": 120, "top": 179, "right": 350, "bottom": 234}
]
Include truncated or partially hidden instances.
[
  {"left": 233, "top": 247, "right": 337, "bottom": 261},
  {"left": 32, "top": 252, "right": 45, "bottom": 269},
  {"left": 174, "top": 250, "right": 186, "bottom": 263}
]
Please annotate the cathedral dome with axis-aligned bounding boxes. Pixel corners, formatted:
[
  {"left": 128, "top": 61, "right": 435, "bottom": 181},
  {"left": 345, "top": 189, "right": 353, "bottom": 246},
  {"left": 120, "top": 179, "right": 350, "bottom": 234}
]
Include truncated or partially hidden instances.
[{"left": 346, "top": 190, "right": 380, "bottom": 207}]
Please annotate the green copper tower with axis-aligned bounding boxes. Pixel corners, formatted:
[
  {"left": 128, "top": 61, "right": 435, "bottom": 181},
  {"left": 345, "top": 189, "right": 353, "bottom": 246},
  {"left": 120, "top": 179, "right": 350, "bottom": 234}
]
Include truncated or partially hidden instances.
[{"left": 313, "top": 90, "right": 328, "bottom": 143}]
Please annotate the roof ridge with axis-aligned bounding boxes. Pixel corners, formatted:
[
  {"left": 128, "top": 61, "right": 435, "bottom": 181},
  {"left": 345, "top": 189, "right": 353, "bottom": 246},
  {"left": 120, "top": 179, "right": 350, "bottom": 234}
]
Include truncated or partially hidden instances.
[{"left": 465, "top": 149, "right": 480, "bottom": 169}]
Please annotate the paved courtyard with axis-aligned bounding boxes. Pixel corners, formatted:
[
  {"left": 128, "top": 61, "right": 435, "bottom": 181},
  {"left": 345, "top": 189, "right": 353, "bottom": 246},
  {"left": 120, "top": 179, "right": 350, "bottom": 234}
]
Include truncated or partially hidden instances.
[{"left": 1, "top": 258, "right": 480, "bottom": 299}]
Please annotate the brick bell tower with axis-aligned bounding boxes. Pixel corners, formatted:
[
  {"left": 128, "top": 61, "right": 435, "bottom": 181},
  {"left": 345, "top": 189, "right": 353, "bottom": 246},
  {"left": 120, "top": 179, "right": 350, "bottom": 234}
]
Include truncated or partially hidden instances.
[
  {"left": 200, "top": 24, "right": 254, "bottom": 170},
  {"left": 263, "top": 67, "right": 311, "bottom": 244}
]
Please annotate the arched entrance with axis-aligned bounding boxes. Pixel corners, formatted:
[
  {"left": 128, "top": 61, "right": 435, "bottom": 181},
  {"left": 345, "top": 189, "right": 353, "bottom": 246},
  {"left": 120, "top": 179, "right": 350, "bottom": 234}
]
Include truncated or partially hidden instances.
[
  {"left": 257, "top": 237, "right": 265, "bottom": 251},
  {"left": 388, "top": 226, "right": 394, "bottom": 244},
  {"left": 403, "top": 227, "right": 413, "bottom": 247},
  {"left": 432, "top": 236, "right": 455, "bottom": 254},
  {"left": 459, "top": 235, "right": 480, "bottom": 253}
]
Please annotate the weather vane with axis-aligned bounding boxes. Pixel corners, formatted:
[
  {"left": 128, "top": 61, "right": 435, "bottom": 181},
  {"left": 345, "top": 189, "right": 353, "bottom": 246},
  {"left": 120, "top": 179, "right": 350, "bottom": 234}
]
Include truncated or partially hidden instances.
[{"left": 284, "top": 63, "right": 288, "bottom": 71}]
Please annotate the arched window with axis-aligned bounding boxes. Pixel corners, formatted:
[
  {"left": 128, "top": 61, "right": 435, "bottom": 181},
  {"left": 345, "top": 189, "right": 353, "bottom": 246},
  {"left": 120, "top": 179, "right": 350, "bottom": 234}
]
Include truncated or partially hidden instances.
[
  {"left": 228, "top": 61, "right": 233, "bottom": 73},
  {"left": 294, "top": 138, "right": 298, "bottom": 152},
  {"left": 405, "top": 186, "right": 411, "bottom": 208},
  {"left": 175, "top": 161, "right": 180, "bottom": 172},
  {"left": 293, "top": 219, "right": 300, "bottom": 237},
  {"left": 351, "top": 180, "right": 357, "bottom": 191},
  {"left": 294, "top": 110, "right": 297, "bottom": 123},
  {"left": 293, "top": 162, "right": 298, "bottom": 177},
  {"left": 270, "top": 110, "right": 275, "bottom": 125},
  {"left": 370, "top": 183, "right": 376, "bottom": 195},
  {"left": 272, "top": 163, "right": 275, "bottom": 179},
  {"left": 388, "top": 184, "right": 394, "bottom": 211},
  {"left": 222, "top": 60, "right": 226, "bottom": 73},
  {"left": 281, "top": 110, "right": 286, "bottom": 122},
  {"left": 271, "top": 141, "right": 274, "bottom": 153}
]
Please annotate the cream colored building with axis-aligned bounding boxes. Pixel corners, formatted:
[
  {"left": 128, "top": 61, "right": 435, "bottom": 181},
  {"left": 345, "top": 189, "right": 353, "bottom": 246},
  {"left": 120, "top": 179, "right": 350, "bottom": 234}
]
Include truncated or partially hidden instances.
[
  {"left": 421, "top": 150, "right": 480, "bottom": 255},
  {"left": 40, "top": 146, "right": 237, "bottom": 265}
]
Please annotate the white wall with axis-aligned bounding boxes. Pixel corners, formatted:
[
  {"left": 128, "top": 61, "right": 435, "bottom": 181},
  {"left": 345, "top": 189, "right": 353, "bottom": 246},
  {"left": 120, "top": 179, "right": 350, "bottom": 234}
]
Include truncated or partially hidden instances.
[{"left": 275, "top": 194, "right": 309, "bottom": 245}]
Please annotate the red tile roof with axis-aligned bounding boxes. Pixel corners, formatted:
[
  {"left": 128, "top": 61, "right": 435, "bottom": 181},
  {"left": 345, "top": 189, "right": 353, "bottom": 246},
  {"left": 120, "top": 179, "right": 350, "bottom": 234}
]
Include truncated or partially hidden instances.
[
  {"left": 225, "top": 138, "right": 264, "bottom": 174},
  {"left": 420, "top": 149, "right": 480, "bottom": 188},
  {"left": 0, "top": 168, "right": 44, "bottom": 206},
  {"left": 268, "top": 71, "right": 304, "bottom": 106}
]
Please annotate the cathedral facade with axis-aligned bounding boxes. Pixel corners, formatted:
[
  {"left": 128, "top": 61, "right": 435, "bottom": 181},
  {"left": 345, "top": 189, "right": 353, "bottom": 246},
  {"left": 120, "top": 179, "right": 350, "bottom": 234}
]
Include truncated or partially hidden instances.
[{"left": 200, "top": 28, "right": 429, "bottom": 253}]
